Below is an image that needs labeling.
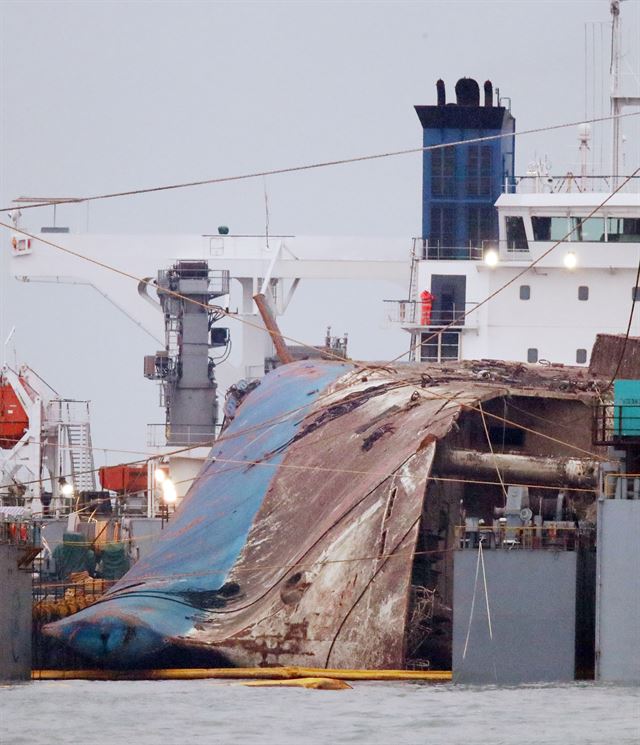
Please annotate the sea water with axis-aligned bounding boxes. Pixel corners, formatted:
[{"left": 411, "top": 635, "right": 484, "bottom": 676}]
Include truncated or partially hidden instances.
[{"left": 1, "top": 680, "right": 638, "bottom": 744}]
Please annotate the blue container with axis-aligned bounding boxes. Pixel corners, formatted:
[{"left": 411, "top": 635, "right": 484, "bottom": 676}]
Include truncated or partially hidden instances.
[{"left": 613, "top": 379, "right": 640, "bottom": 436}]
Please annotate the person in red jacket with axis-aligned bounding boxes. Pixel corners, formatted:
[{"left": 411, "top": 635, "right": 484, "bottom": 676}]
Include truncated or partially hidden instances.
[{"left": 420, "top": 290, "right": 434, "bottom": 325}]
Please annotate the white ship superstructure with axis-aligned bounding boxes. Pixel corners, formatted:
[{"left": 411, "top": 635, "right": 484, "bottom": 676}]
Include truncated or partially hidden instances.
[{"left": 390, "top": 191, "right": 640, "bottom": 366}]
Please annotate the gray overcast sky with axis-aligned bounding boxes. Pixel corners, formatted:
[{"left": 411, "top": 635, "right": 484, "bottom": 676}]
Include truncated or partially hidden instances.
[{"left": 1, "top": 0, "right": 639, "bottom": 458}]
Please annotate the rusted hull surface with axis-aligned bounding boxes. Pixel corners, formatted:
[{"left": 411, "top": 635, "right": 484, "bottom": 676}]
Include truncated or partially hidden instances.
[
  {"left": 589, "top": 333, "right": 640, "bottom": 379},
  {"left": 45, "top": 360, "right": 598, "bottom": 669},
  {"left": 177, "top": 369, "right": 489, "bottom": 669}
]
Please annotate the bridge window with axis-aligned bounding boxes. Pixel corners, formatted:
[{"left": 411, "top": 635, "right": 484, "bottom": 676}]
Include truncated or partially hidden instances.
[
  {"left": 531, "top": 216, "right": 569, "bottom": 241},
  {"left": 570, "top": 217, "right": 605, "bottom": 241},
  {"left": 527, "top": 348, "right": 538, "bottom": 363},
  {"left": 633, "top": 287, "right": 640, "bottom": 302},
  {"left": 506, "top": 216, "right": 528, "bottom": 251},
  {"left": 608, "top": 217, "right": 640, "bottom": 242},
  {"left": 533, "top": 216, "right": 640, "bottom": 242},
  {"left": 576, "top": 349, "right": 588, "bottom": 364},
  {"left": 519, "top": 285, "right": 530, "bottom": 300}
]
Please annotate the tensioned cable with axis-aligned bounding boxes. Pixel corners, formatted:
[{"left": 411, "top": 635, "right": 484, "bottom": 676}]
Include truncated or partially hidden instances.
[
  {"left": 2, "top": 111, "right": 639, "bottom": 215},
  {"left": 4, "top": 171, "right": 640, "bottom": 389},
  {"left": 0, "top": 368, "right": 609, "bottom": 494},
  {"left": 0, "top": 180, "right": 624, "bottom": 493},
  {"left": 0, "top": 377, "right": 608, "bottom": 494},
  {"left": 478, "top": 401, "right": 509, "bottom": 507},
  {"left": 603, "top": 253, "right": 640, "bottom": 389},
  {"left": 6, "top": 155, "right": 638, "bottom": 372},
  {"left": 0, "top": 218, "right": 616, "bottom": 466},
  {"left": 0, "top": 218, "right": 356, "bottom": 369}
]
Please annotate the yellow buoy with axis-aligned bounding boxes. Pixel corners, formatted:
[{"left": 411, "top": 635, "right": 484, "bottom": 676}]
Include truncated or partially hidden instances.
[{"left": 242, "top": 677, "right": 352, "bottom": 690}]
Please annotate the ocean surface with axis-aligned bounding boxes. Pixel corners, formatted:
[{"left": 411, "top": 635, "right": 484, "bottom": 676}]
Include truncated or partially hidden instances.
[{"left": 1, "top": 680, "right": 638, "bottom": 745}]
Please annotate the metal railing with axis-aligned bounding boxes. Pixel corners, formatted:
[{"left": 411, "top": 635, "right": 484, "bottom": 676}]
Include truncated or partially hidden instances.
[
  {"left": 593, "top": 404, "right": 640, "bottom": 445},
  {"left": 146, "top": 423, "right": 221, "bottom": 448},
  {"left": 411, "top": 237, "right": 532, "bottom": 261},
  {"left": 46, "top": 399, "right": 92, "bottom": 425},
  {"left": 0, "top": 519, "right": 39, "bottom": 546},
  {"left": 32, "top": 575, "right": 118, "bottom": 625},
  {"left": 504, "top": 174, "right": 640, "bottom": 195},
  {"left": 602, "top": 472, "right": 640, "bottom": 500},
  {"left": 454, "top": 524, "right": 594, "bottom": 551},
  {"left": 412, "top": 238, "right": 483, "bottom": 261},
  {"left": 384, "top": 300, "right": 479, "bottom": 328},
  {"left": 157, "top": 267, "right": 230, "bottom": 297}
]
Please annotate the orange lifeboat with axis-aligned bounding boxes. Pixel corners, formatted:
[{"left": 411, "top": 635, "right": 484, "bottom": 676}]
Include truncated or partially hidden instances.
[
  {"left": 0, "top": 381, "right": 28, "bottom": 448},
  {"left": 99, "top": 465, "right": 148, "bottom": 494}
]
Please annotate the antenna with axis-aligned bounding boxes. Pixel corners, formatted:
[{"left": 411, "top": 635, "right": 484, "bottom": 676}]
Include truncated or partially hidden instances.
[
  {"left": 263, "top": 177, "right": 270, "bottom": 253},
  {"left": 578, "top": 123, "right": 592, "bottom": 191},
  {"left": 611, "top": 0, "right": 622, "bottom": 188}
]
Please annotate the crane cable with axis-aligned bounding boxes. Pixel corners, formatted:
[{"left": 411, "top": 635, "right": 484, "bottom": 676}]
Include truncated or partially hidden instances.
[{"left": 2, "top": 111, "right": 639, "bottom": 214}]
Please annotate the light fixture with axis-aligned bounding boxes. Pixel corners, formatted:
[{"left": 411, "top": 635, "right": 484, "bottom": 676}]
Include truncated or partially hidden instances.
[
  {"left": 161, "top": 478, "right": 177, "bottom": 504},
  {"left": 59, "top": 478, "right": 74, "bottom": 497},
  {"left": 154, "top": 468, "right": 167, "bottom": 484},
  {"left": 564, "top": 251, "right": 577, "bottom": 270},
  {"left": 484, "top": 249, "right": 499, "bottom": 267}
]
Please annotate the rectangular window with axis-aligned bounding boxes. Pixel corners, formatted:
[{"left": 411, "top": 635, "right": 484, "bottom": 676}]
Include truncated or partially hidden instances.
[
  {"left": 633, "top": 287, "right": 640, "bottom": 302},
  {"left": 468, "top": 206, "right": 496, "bottom": 248},
  {"left": 608, "top": 217, "right": 640, "bottom": 242},
  {"left": 441, "top": 330, "right": 460, "bottom": 359},
  {"left": 527, "top": 348, "right": 538, "bottom": 363},
  {"left": 431, "top": 149, "right": 456, "bottom": 197},
  {"left": 531, "top": 216, "right": 569, "bottom": 242},
  {"left": 576, "top": 349, "right": 587, "bottom": 364},
  {"left": 430, "top": 206, "right": 456, "bottom": 248},
  {"left": 506, "top": 216, "right": 529, "bottom": 251},
  {"left": 467, "top": 145, "right": 492, "bottom": 197},
  {"left": 570, "top": 217, "right": 605, "bottom": 241},
  {"left": 420, "top": 330, "right": 460, "bottom": 362},
  {"left": 578, "top": 286, "right": 589, "bottom": 301},
  {"left": 519, "top": 285, "right": 530, "bottom": 300}
]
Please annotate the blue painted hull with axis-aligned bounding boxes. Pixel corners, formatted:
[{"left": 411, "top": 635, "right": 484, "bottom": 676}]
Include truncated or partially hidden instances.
[{"left": 46, "top": 361, "right": 352, "bottom": 666}]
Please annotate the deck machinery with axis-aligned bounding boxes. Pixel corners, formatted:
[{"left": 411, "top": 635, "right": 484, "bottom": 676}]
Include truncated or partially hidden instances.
[{"left": 144, "top": 260, "right": 230, "bottom": 447}]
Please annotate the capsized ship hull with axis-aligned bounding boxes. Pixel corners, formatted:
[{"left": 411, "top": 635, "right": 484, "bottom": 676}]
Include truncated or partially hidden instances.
[{"left": 46, "top": 360, "right": 599, "bottom": 668}]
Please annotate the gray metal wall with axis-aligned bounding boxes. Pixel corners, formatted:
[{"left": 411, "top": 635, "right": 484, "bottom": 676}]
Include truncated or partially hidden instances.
[
  {"left": 0, "top": 544, "right": 32, "bottom": 681},
  {"left": 453, "top": 550, "right": 578, "bottom": 685},
  {"left": 596, "top": 500, "right": 640, "bottom": 683}
]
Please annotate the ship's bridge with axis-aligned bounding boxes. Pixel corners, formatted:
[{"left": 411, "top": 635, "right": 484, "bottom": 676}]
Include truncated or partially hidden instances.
[{"left": 495, "top": 192, "right": 640, "bottom": 269}]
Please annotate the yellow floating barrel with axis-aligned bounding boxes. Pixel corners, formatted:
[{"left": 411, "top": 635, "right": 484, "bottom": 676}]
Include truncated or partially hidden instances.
[{"left": 242, "top": 677, "right": 352, "bottom": 690}]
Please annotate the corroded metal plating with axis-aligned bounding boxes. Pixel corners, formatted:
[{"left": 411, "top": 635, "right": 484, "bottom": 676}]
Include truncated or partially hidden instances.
[{"left": 46, "top": 359, "right": 602, "bottom": 668}]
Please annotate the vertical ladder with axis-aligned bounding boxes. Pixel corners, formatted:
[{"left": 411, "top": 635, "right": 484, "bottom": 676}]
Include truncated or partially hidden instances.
[
  {"left": 408, "top": 239, "right": 422, "bottom": 362},
  {"left": 408, "top": 239, "right": 420, "bottom": 304}
]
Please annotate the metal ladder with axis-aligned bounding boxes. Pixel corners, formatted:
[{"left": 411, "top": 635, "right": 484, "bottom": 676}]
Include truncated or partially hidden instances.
[
  {"left": 64, "top": 422, "right": 96, "bottom": 492},
  {"left": 407, "top": 239, "right": 422, "bottom": 362},
  {"left": 51, "top": 400, "right": 96, "bottom": 493}
]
